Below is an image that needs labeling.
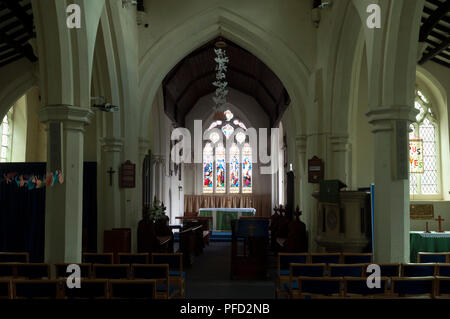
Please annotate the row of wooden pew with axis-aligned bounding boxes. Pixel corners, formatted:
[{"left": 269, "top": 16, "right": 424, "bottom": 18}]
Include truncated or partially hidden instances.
[
  {"left": 283, "top": 276, "right": 450, "bottom": 299},
  {"left": 0, "top": 279, "right": 159, "bottom": 299}
]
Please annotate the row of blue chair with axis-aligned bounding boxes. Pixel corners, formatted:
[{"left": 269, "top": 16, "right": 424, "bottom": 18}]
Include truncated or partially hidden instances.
[
  {"left": 418, "top": 252, "right": 450, "bottom": 263},
  {"left": 0, "top": 279, "right": 158, "bottom": 299},
  {"left": 284, "top": 276, "right": 450, "bottom": 299}
]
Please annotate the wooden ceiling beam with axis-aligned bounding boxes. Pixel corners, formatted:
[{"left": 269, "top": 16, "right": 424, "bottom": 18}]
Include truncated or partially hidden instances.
[
  {"left": 0, "top": 3, "right": 31, "bottom": 22},
  {"left": 0, "top": 27, "right": 37, "bottom": 62},
  {"left": 0, "top": 53, "right": 24, "bottom": 68},
  {"left": 431, "top": 57, "right": 450, "bottom": 68},
  {"left": 2, "top": 0, "right": 35, "bottom": 38},
  {"left": 419, "top": 35, "right": 450, "bottom": 64}
]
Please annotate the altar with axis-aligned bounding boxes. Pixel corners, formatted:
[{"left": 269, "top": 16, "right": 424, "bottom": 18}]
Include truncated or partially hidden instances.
[
  {"left": 199, "top": 208, "right": 256, "bottom": 231},
  {"left": 410, "top": 231, "right": 450, "bottom": 262}
]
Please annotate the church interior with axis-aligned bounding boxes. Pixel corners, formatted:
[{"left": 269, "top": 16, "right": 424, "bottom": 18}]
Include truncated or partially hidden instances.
[{"left": 0, "top": 0, "right": 450, "bottom": 301}]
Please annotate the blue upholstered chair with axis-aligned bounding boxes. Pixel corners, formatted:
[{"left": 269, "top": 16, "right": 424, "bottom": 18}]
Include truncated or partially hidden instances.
[
  {"left": 118, "top": 253, "right": 149, "bottom": 265},
  {"left": 0, "top": 280, "right": 11, "bottom": 299},
  {"left": 55, "top": 263, "right": 92, "bottom": 279},
  {"left": 391, "top": 277, "right": 435, "bottom": 298},
  {"left": 275, "top": 253, "right": 309, "bottom": 298},
  {"left": 109, "top": 280, "right": 156, "bottom": 299},
  {"left": 401, "top": 263, "right": 436, "bottom": 277},
  {"left": 0, "top": 252, "right": 29, "bottom": 263},
  {"left": 82, "top": 253, "right": 114, "bottom": 264},
  {"left": 132, "top": 264, "right": 174, "bottom": 299},
  {"left": 437, "top": 264, "right": 450, "bottom": 277},
  {"left": 435, "top": 276, "right": 450, "bottom": 299},
  {"left": 152, "top": 253, "right": 184, "bottom": 298},
  {"left": 93, "top": 264, "right": 130, "bottom": 279},
  {"left": 290, "top": 277, "right": 343, "bottom": 299},
  {"left": 310, "top": 253, "right": 341, "bottom": 265},
  {"left": 0, "top": 263, "right": 15, "bottom": 278},
  {"left": 378, "top": 264, "right": 400, "bottom": 277},
  {"left": 344, "top": 277, "right": 388, "bottom": 298},
  {"left": 328, "top": 264, "right": 365, "bottom": 277},
  {"left": 417, "top": 252, "right": 448, "bottom": 263},
  {"left": 16, "top": 263, "right": 50, "bottom": 279},
  {"left": 342, "top": 253, "right": 373, "bottom": 264},
  {"left": 64, "top": 279, "right": 108, "bottom": 299},
  {"left": 13, "top": 280, "right": 61, "bottom": 299},
  {"left": 280, "top": 263, "right": 327, "bottom": 298}
]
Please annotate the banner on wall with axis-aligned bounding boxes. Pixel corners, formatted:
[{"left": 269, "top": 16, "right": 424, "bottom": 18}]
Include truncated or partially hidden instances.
[{"left": 409, "top": 139, "right": 424, "bottom": 174}]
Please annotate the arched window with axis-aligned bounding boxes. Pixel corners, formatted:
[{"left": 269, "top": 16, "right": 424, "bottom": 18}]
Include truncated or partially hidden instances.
[
  {"left": 0, "top": 111, "right": 12, "bottom": 163},
  {"left": 203, "top": 143, "right": 214, "bottom": 193},
  {"left": 409, "top": 89, "right": 440, "bottom": 197},
  {"left": 202, "top": 110, "right": 252, "bottom": 194}
]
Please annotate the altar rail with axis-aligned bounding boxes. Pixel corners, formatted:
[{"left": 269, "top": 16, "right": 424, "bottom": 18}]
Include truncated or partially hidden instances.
[{"left": 184, "top": 194, "right": 271, "bottom": 217}]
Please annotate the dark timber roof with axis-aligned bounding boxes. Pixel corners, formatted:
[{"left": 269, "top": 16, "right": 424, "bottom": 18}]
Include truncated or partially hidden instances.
[
  {"left": 0, "top": 0, "right": 37, "bottom": 68},
  {"left": 418, "top": 0, "right": 450, "bottom": 68},
  {"left": 162, "top": 37, "right": 290, "bottom": 127}
]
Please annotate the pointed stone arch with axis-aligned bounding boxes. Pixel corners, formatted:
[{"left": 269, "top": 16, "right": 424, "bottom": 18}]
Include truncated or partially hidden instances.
[{"left": 138, "top": 7, "right": 310, "bottom": 138}]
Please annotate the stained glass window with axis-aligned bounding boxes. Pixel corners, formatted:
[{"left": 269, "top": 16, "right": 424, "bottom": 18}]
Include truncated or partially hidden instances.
[
  {"left": 242, "top": 143, "right": 252, "bottom": 193},
  {"left": 203, "top": 110, "right": 252, "bottom": 194},
  {"left": 222, "top": 124, "right": 234, "bottom": 139},
  {"left": 203, "top": 143, "right": 214, "bottom": 193},
  {"left": 215, "top": 143, "right": 226, "bottom": 193},
  {"left": 229, "top": 143, "right": 240, "bottom": 193},
  {"left": 409, "top": 89, "right": 440, "bottom": 197}
]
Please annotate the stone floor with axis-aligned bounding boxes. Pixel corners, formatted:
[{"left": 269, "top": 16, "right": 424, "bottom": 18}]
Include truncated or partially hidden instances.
[{"left": 184, "top": 242, "right": 276, "bottom": 299}]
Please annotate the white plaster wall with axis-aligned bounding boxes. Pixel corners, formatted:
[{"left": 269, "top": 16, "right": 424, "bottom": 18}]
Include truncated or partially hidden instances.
[
  {"left": 139, "top": 0, "right": 316, "bottom": 72},
  {"left": 10, "top": 96, "right": 27, "bottom": 162}
]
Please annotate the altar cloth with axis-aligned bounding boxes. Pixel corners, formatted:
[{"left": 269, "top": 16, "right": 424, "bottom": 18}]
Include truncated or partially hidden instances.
[
  {"left": 199, "top": 208, "right": 256, "bottom": 231},
  {"left": 410, "top": 231, "right": 450, "bottom": 262}
]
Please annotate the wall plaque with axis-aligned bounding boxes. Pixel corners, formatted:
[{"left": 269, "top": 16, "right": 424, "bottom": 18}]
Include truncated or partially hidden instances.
[
  {"left": 119, "top": 160, "right": 136, "bottom": 188},
  {"left": 308, "top": 156, "right": 324, "bottom": 184},
  {"left": 410, "top": 204, "right": 434, "bottom": 220}
]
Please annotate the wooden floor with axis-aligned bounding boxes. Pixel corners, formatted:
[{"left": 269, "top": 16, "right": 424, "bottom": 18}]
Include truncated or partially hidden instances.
[{"left": 184, "top": 242, "right": 276, "bottom": 299}]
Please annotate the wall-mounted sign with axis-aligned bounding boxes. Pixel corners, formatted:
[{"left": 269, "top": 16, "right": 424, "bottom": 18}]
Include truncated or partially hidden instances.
[
  {"left": 410, "top": 204, "right": 434, "bottom": 220},
  {"left": 119, "top": 160, "right": 136, "bottom": 188},
  {"left": 409, "top": 139, "right": 424, "bottom": 174},
  {"left": 308, "top": 156, "right": 324, "bottom": 184}
]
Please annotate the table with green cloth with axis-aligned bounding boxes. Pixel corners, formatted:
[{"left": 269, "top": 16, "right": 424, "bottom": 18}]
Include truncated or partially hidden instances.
[
  {"left": 410, "top": 231, "right": 450, "bottom": 262},
  {"left": 198, "top": 208, "right": 256, "bottom": 231}
]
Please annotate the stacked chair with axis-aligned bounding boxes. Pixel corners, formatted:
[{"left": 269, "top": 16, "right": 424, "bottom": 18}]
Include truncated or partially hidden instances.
[
  {"left": 0, "top": 251, "right": 185, "bottom": 299},
  {"left": 276, "top": 251, "right": 450, "bottom": 299}
]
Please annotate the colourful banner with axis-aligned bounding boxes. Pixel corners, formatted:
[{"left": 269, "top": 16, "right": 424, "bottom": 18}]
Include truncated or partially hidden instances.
[
  {"left": 409, "top": 139, "right": 424, "bottom": 174},
  {"left": 0, "top": 170, "right": 64, "bottom": 190}
]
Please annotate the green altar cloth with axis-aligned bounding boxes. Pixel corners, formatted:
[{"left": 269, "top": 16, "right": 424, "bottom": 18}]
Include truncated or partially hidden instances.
[
  {"left": 199, "top": 208, "right": 255, "bottom": 231},
  {"left": 410, "top": 231, "right": 450, "bottom": 262}
]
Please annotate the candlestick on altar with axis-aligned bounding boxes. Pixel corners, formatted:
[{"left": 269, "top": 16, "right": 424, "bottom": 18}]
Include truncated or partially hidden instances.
[{"left": 425, "top": 222, "right": 430, "bottom": 233}]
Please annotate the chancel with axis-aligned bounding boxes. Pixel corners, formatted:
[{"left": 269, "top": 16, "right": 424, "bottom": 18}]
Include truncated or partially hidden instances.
[{"left": 0, "top": 0, "right": 450, "bottom": 302}]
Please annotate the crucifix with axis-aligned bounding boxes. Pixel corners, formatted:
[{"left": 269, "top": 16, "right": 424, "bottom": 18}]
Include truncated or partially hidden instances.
[
  {"left": 107, "top": 167, "right": 116, "bottom": 186},
  {"left": 435, "top": 215, "right": 445, "bottom": 233}
]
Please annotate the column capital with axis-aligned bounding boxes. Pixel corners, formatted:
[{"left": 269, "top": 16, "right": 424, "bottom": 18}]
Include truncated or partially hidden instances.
[
  {"left": 295, "top": 135, "right": 307, "bottom": 153},
  {"left": 366, "top": 105, "right": 418, "bottom": 133},
  {"left": 38, "top": 105, "right": 94, "bottom": 131},
  {"left": 100, "top": 137, "right": 124, "bottom": 153},
  {"left": 329, "top": 135, "right": 350, "bottom": 152},
  {"left": 138, "top": 138, "right": 150, "bottom": 156}
]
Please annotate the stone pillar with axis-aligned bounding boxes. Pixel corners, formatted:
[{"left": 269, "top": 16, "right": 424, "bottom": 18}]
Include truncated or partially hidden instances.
[
  {"left": 99, "top": 137, "right": 123, "bottom": 250},
  {"left": 39, "top": 105, "right": 93, "bottom": 264},
  {"left": 138, "top": 138, "right": 150, "bottom": 209},
  {"left": 329, "top": 135, "right": 351, "bottom": 187},
  {"left": 295, "top": 135, "right": 307, "bottom": 214},
  {"left": 366, "top": 106, "right": 417, "bottom": 263}
]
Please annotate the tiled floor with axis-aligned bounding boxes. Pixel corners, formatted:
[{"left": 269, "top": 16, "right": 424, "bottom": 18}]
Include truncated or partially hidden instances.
[{"left": 184, "top": 242, "right": 276, "bottom": 299}]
